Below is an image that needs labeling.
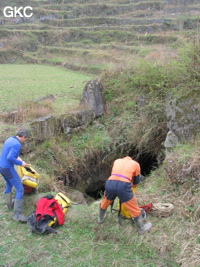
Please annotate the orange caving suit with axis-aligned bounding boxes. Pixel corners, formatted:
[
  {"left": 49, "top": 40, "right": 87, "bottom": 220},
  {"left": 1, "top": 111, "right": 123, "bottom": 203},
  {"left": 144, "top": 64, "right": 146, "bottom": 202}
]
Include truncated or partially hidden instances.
[{"left": 100, "top": 156, "right": 141, "bottom": 218}]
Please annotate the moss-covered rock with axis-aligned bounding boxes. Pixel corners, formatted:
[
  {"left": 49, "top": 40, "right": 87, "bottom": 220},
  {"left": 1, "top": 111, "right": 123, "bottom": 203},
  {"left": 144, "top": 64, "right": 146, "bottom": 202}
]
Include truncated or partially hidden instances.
[
  {"left": 166, "top": 90, "right": 200, "bottom": 142},
  {"left": 30, "top": 115, "right": 61, "bottom": 142}
]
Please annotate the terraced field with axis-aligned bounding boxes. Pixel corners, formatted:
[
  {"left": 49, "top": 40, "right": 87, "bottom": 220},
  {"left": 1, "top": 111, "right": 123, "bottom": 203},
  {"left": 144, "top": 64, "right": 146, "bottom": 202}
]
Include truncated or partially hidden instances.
[{"left": 0, "top": 0, "right": 199, "bottom": 74}]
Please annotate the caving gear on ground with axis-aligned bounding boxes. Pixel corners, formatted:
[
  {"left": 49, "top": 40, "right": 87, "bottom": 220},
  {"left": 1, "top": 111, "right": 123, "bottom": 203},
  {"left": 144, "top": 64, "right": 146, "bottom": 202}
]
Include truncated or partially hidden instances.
[
  {"left": 151, "top": 203, "right": 174, "bottom": 217},
  {"left": 17, "top": 165, "right": 39, "bottom": 194},
  {"left": 140, "top": 203, "right": 153, "bottom": 213},
  {"left": 133, "top": 213, "right": 152, "bottom": 235},
  {"left": 55, "top": 192, "right": 71, "bottom": 214},
  {"left": 98, "top": 207, "right": 107, "bottom": 223},
  {"left": 27, "top": 193, "right": 70, "bottom": 234},
  {"left": 5, "top": 192, "right": 14, "bottom": 210},
  {"left": 23, "top": 185, "right": 37, "bottom": 194},
  {"left": 13, "top": 199, "right": 27, "bottom": 222}
]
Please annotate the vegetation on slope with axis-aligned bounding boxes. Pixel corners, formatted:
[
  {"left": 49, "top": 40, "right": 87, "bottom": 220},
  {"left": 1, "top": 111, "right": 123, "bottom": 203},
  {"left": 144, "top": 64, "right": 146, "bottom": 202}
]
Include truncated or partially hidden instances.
[
  {"left": 0, "top": 0, "right": 199, "bottom": 74},
  {"left": 0, "top": 142, "right": 199, "bottom": 266},
  {"left": 0, "top": 1, "right": 199, "bottom": 266}
]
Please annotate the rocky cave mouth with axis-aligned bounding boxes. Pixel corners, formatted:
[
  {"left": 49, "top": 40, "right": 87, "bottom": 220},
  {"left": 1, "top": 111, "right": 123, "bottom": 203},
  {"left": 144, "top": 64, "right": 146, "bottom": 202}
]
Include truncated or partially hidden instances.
[{"left": 85, "top": 152, "right": 159, "bottom": 200}]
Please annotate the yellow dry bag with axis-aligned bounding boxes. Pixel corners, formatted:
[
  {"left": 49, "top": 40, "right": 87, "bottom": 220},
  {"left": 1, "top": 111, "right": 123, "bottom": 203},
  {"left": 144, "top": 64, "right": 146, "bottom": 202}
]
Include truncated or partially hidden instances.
[
  {"left": 55, "top": 192, "right": 71, "bottom": 214},
  {"left": 118, "top": 186, "right": 137, "bottom": 219},
  {"left": 17, "top": 165, "right": 39, "bottom": 189}
]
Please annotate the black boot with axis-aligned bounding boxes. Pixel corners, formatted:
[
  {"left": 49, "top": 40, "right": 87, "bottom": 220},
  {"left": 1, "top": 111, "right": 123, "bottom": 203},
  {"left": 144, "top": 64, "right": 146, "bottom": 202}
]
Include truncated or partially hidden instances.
[
  {"left": 13, "top": 199, "right": 27, "bottom": 222},
  {"left": 133, "top": 213, "right": 152, "bottom": 234},
  {"left": 98, "top": 207, "right": 106, "bottom": 224}
]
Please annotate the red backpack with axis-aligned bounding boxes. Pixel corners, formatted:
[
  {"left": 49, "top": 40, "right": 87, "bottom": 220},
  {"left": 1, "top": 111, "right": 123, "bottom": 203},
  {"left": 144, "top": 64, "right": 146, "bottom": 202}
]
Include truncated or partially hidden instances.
[{"left": 27, "top": 194, "right": 65, "bottom": 234}]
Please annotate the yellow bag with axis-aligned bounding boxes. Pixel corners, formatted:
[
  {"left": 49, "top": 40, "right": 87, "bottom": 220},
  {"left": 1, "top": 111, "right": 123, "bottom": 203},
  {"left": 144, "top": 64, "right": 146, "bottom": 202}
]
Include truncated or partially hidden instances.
[
  {"left": 118, "top": 186, "right": 137, "bottom": 219},
  {"left": 17, "top": 165, "right": 39, "bottom": 189},
  {"left": 55, "top": 192, "right": 71, "bottom": 214}
]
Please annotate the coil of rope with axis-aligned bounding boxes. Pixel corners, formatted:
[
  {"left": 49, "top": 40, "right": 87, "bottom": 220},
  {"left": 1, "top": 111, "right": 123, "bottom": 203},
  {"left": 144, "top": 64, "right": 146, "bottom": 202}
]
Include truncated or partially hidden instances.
[{"left": 151, "top": 203, "right": 174, "bottom": 217}]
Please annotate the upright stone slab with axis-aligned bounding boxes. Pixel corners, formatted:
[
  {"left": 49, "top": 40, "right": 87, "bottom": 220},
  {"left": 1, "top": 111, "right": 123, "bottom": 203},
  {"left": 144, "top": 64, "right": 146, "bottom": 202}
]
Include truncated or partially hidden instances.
[{"left": 80, "top": 79, "right": 104, "bottom": 118}]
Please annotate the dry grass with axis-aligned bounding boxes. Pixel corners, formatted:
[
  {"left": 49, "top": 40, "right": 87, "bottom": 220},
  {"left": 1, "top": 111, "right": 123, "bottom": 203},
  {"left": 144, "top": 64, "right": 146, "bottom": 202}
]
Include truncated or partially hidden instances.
[
  {"left": 164, "top": 143, "right": 200, "bottom": 191},
  {"left": 0, "top": 101, "right": 53, "bottom": 125},
  {"left": 0, "top": 121, "right": 20, "bottom": 149},
  {"left": 16, "top": 100, "right": 53, "bottom": 122},
  {"left": 144, "top": 45, "right": 177, "bottom": 65},
  {"left": 174, "top": 191, "right": 200, "bottom": 267},
  {"left": 136, "top": 169, "right": 200, "bottom": 267}
]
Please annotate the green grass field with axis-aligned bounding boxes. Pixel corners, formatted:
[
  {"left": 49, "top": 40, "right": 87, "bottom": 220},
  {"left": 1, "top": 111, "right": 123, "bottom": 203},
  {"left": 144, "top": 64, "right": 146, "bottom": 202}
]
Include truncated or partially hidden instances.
[{"left": 0, "top": 64, "right": 93, "bottom": 114}]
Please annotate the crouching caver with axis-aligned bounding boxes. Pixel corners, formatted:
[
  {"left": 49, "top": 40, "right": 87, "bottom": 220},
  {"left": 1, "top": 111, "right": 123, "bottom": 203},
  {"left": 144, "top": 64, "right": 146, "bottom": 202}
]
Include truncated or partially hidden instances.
[
  {"left": 0, "top": 129, "right": 29, "bottom": 222},
  {"left": 98, "top": 156, "right": 152, "bottom": 234}
]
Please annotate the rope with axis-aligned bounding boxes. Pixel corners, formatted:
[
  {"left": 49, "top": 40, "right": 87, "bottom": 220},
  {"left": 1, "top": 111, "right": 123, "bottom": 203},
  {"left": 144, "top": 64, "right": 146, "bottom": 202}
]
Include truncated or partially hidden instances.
[{"left": 151, "top": 203, "right": 174, "bottom": 217}]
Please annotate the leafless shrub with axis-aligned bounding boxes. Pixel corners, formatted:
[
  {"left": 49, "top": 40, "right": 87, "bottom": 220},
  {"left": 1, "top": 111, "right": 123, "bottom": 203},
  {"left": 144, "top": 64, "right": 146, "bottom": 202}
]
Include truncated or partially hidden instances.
[
  {"left": 14, "top": 100, "right": 53, "bottom": 123},
  {"left": 163, "top": 145, "right": 200, "bottom": 191}
]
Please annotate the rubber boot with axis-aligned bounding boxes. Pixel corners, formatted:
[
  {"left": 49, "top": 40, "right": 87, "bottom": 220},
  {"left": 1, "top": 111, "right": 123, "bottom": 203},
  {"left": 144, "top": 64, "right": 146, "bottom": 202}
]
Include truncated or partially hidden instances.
[
  {"left": 98, "top": 207, "right": 106, "bottom": 224},
  {"left": 13, "top": 199, "right": 27, "bottom": 222},
  {"left": 5, "top": 193, "right": 14, "bottom": 210},
  {"left": 133, "top": 213, "right": 152, "bottom": 234}
]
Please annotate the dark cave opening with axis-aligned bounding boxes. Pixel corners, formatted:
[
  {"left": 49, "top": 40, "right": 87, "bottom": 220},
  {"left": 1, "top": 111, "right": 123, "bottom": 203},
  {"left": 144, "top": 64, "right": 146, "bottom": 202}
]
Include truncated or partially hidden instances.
[
  {"left": 135, "top": 152, "right": 158, "bottom": 177},
  {"left": 85, "top": 152, "right": 159, "bottom": 200}
]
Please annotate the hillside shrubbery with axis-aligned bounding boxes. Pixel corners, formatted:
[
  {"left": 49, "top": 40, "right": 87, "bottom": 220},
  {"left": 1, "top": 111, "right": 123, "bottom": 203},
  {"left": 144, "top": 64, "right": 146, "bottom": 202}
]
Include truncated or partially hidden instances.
[
  {"left": 22, "top": 37, "right": 200, "bottom": 196},
  {"left": 164, "top": 141, "right": 200, "bottom": 191},
  {"left": 0, "top": 28, "right": 199, "bottom": 267}
]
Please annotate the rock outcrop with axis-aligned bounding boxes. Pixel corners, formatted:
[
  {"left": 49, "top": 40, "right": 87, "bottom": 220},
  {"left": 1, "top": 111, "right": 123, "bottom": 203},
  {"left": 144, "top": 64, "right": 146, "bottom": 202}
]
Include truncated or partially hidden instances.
[
  {"left": 164, "top": 90, "right": 200, "bottom": 150},
  {"left": 19, "top": 79, "right": 104, "bottom": 153},
  {"left": 60, "top": 109, "right": 94, "bottom": 135},
  {"left": 80, "top": 79, "right": 104, "bottom": 118}
]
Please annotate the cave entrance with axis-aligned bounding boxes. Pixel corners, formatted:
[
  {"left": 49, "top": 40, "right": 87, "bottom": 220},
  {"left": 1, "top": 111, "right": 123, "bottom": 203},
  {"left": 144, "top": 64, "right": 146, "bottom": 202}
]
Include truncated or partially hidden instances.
[
  {"left": 134, "top": 152, "right": 158, "bottom": 176},
  {"left": 85, "top": 152, "right": 159, "bottom": 199}
]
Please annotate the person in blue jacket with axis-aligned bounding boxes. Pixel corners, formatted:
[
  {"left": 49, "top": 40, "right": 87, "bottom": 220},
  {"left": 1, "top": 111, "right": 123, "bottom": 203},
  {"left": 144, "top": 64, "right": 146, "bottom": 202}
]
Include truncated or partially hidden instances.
[{"left": 0, "top": 128, "right": 29, "bottom": 222}]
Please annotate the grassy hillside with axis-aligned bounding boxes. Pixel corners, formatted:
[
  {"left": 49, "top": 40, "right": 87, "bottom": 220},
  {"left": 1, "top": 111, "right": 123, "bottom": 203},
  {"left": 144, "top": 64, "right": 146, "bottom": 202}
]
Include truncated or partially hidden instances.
[
  {"left": 0, "top": 37, "right": 199, "bottom": 266},
  {"left": 0, "top": 152, "right": 199, "bottom": 267},
  {"left": 0, "top": 0, "right": 199, "bottom": 74},
  {"left": 0, "top": 1, "right": 199, "bottom": 266}
]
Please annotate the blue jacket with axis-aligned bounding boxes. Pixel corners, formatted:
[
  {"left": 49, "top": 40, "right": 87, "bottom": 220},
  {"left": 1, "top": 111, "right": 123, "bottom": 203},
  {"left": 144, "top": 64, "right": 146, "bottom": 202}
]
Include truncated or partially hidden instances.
[{"left": 0, "top": 136, "right": 23, "bottom": 168}]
